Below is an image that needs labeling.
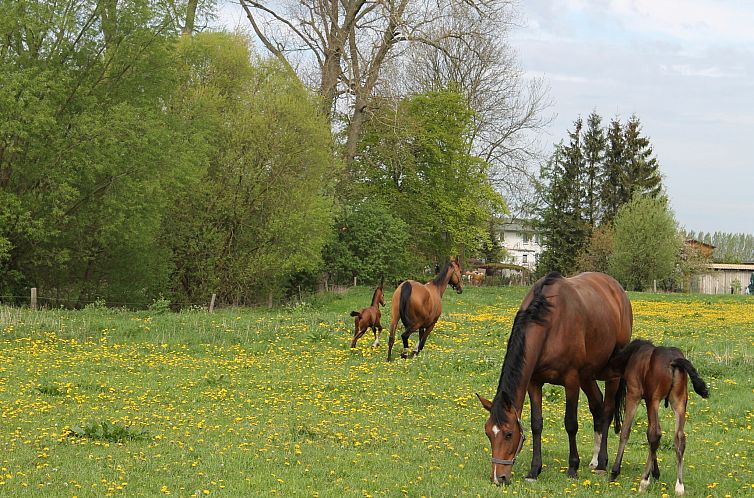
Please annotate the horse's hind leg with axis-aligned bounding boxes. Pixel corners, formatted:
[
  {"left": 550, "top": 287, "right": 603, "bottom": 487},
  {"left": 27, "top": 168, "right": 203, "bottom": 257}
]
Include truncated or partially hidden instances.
[
  {"left": 640, "top": 399, "right": 662, "bottom": 492},
  {"left": 414, "top": 323, "right": 435, "bottom": 355},
  {"left": 610, "top": 390, "right": 641, "bottom": 481},
  {"left": 400, "top": 328, "right": 414, "bottom": 359},
  {"left": 526, "top": 382, "right": 544, "bottom": 481},
  {"left": 580, "top": 378, "right": 604, "bottom": 471},
  {"left": 671, "top": 385, "right": 688, "bottom": 495}
]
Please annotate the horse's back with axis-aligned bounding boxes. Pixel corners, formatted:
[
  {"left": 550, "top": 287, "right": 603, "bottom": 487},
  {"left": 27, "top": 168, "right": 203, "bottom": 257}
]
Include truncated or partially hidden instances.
[{"left": 536, "top": 272, "right": 632, "bottom": 379}]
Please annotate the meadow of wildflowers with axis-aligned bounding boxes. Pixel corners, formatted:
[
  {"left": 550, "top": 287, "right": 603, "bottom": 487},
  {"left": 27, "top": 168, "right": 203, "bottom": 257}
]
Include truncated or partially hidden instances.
[{"left": 0, "top": 287, "right": 751, "bottom": 497}]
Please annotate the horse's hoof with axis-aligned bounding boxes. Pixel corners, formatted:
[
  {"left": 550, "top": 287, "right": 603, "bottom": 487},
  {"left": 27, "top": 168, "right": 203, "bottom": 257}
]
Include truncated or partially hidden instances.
[{"left": 567, "top": 469, "right": 578, "bottom": 479}]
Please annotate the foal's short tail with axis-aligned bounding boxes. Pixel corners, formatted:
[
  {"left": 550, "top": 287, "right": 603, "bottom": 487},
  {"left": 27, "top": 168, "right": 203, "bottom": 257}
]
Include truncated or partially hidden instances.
[
  {"left": 671, "top": 357, "right": 710, "bottom": 399},
  {"left": 350, "top": 311, "right": 361, "bottom": 318}
]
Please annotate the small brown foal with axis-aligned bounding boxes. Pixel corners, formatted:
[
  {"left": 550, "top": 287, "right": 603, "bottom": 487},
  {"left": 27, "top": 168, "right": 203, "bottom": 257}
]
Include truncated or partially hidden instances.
[
  {"left": 609, "top": 339, "right": 709, "bottom": 496},
  {"left": 349, "top": 282, "right": 385, "bottom": 348}
]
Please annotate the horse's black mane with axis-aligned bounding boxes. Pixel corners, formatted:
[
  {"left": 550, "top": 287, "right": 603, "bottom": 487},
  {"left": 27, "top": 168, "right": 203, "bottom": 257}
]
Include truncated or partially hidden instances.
[
  {"left": 492, "top": 271, "right": 562, "bottom": 424},
  {"left": 371, "top": 286, "right": 381, "bottom": 306},
  {"left": 432, "top": 262, "right": 453, "bottom": 285}
]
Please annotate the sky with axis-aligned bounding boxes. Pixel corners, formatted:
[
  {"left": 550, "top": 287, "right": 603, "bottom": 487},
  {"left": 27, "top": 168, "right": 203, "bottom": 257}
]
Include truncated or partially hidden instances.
[
  {"left": 508, "top": 0, "right": 754, "bottom": 234},
  {"left": 216, "top": 1, "right": 754, "bottom": 234}
]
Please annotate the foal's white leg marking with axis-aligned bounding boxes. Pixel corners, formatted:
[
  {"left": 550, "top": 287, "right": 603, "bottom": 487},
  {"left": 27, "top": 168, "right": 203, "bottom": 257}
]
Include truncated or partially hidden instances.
[
  {"left": 675, "top": 480, "right": 685, "bottom": 496},
  {"left": 639, "top": 478, "right": 650, "bottom": 492},
  {"left": 589, "top": 432, "right": 602, "bottom": 468},
  {"left": 372, "top": 337, "right": 380, "bottom": 347}
]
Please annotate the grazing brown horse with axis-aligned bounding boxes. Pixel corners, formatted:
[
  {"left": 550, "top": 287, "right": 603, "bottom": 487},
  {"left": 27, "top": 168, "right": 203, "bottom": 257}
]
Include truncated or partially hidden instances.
[
  {"left": 386, "top": 259, "right": 463, "bottom": 361},
  {"left": 477, "top": 272, "right": 633, "bottom": 485},
  {"left": 349, "top": 281, "right": 385, "bottom": 348},
  {"left": 608, "top": 339, "right": 709, "bottom": 496}
]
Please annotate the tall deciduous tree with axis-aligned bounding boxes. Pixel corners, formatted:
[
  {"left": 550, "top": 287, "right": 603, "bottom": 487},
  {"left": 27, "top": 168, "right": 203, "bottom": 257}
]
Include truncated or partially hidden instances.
[
  {"left": 609, "top": 195, "right": 680, "bottom": 291},
  {"left": 351, "top": 89, "right": 506, "bottom": 262},
  {"left": 0, "top": 0, "right": 192, "bottom": 303},
  {"left": 164, "top": 33, "right": 336, "bottom": 306}
]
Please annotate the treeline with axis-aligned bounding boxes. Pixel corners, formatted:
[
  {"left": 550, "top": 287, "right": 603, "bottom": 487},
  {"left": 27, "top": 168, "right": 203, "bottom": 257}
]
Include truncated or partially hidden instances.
[
  {"left": 1, "top": 1, "right": 532, "bottom": 307},
  {"left": 685, "top": 231, "right": 754, "bottom": 263},
  {"left": 536, "top": 112, "right": 689, "bottom": 291}
]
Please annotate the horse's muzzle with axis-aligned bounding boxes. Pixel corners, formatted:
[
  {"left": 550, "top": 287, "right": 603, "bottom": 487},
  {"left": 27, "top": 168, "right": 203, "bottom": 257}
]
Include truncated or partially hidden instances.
[
  {"left": 456, "top": 287, "right": 463, "bottom": 294},
  {"left": 493, "top": 474, "right": 510, "bottom": 486}
]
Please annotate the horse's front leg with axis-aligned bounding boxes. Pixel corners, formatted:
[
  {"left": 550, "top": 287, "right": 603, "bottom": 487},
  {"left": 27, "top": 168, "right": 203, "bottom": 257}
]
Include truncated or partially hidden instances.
[
  {"left": 371, "top": 324, "right": 381, "bottom": 347},
  {"left": 580, "top": 377, "right": 605, "bottom": 471},
  {"left": 526, "top": 382, "right": 544, "bottom": 481},
  {"left": 564, "top": 381, "right": 581, "bottom": 478}
]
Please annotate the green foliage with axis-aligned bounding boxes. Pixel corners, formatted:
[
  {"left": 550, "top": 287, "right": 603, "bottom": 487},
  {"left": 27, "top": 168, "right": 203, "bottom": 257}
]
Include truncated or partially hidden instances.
[
  {"left": 163, "top": 33, "right": 336, "bottom": 306},
  {"left": 65, "top": 421, "right": 150, "bottom": 443},
  {"left": 686, "top": 230, "right": 754, "bottom": 263},
  {"left": 322, "top": 202, "right": 413, "bottom": 285},
  {"left": 0, "top": 0, "right": 194, "bottom": 305},
  {"left": 575, "top": 225, "right": 614, "bottom": 273},
  {"left": 351, "top": 90, "right": 506, "bottom": 264},
  {"left": 538, "top": 113, "right": 665, "bottom": 277},
  {"left": 609, "top": 195, "right": 681, "bottom": 291}
]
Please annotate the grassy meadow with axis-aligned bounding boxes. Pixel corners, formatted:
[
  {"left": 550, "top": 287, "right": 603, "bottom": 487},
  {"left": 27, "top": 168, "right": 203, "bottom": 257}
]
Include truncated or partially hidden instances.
[{"left": 0, "top": 286, "right": 752, "bottom": 497}]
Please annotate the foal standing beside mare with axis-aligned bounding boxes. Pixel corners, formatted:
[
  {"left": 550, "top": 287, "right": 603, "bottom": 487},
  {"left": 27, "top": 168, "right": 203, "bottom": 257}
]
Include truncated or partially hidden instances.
[
  {"left": 477, "top": 272, "right": 632, "bottom": 484},
  {"left": 349, "top": 280, "right": 385, "bottom": 348},
  {"left": 608, "top": 339, "right": 709, "bottom": 496},
  {"left": 386, "top": 259, "right": 463, "bottom": 361}
]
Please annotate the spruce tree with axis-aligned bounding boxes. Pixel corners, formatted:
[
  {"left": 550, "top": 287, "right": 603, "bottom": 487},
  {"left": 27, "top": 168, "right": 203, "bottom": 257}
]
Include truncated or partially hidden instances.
[
  {"left": 599, "top": 117, "right": 625, "bottom": 223},
  {"left": 581, "top": 111, "right": 606, "bottom": 228},
  {"left": 537, "top": 118, "right": 589, "bottom": 276},
  {"left": 623, "top": 114, "right": 662, "bottom": 199}
]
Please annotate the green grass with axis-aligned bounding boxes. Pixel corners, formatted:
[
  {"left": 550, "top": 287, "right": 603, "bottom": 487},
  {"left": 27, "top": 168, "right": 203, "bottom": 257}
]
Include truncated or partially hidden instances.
[{"left": 0, "top": 287, "right": 752, "bottom": 497}]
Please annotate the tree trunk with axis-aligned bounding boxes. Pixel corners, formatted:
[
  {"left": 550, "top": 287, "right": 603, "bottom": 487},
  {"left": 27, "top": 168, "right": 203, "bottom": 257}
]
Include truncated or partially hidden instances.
[{"left": 183, "top": 0, "right": 199, "bottom": 37}]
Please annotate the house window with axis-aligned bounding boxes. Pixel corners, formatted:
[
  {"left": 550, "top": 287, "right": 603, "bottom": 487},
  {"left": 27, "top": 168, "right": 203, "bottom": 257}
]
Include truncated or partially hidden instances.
[
  {"left": 523, "top": 254, "right": 528, "bottom": 264},
  {"left": 523, "top": 233, "right": 530, "bottom": 243}
]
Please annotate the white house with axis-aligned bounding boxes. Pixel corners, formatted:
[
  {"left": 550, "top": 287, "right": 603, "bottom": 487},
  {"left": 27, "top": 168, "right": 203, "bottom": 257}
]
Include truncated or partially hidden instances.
[{"left": 496, "top": 219, "right": 544, "bottom": 271}]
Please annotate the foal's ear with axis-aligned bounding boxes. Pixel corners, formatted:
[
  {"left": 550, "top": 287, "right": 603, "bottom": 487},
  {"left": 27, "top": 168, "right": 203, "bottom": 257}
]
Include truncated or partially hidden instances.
[{"left": 476, "top": 393, "right": 493, "bottom": 412}]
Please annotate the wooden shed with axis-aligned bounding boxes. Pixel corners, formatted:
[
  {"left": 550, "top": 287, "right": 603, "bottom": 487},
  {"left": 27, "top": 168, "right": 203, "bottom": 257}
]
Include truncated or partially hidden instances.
[{"left": 692, "top": 263, "right": 754, "bottom": 294}]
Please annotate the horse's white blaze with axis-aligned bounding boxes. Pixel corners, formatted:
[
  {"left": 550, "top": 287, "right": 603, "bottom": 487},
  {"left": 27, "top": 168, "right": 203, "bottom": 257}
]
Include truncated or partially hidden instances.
[
  {"left": 492, "top": 425, "right": 501, "bottom": 436},
  {"left": 675, "top": 480, "right": 684, "bottom": 496},
  {"left": 639, "top": 478, "right": 650, "bottom": 492},
  {"left": 589, "top": 432, "right": 602, "bottom": 468}
]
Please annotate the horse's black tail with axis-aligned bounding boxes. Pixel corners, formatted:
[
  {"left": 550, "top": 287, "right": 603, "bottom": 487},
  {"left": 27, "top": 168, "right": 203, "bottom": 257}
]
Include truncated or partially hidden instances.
[
  {"left": 398, "top": 282, "right": 412, "bottom": 329},
  {"left": 350, "top": 311, "right": 361, "bottom": 317},
  {"left": 671, "top": 357, "right": 709, "bottom": 399}
]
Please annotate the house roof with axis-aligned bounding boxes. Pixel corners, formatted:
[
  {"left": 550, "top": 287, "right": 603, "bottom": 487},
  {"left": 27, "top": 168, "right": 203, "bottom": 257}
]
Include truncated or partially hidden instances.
[
  {"left": 706, "top": 263, "right": 754, "bottom": 271},
  {"left": 685, "top": 239, "right": 716, "bottom": 249}
]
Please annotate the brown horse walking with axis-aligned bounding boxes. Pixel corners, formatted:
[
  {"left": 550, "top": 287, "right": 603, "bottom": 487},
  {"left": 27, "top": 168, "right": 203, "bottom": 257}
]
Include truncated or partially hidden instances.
[
  {"left": 608, "top": 339, "right": 709, "bottom": 496},
  {"left": 477, "top": 271, "right": 632, "bottom": 485},
  {"left": 349, "top": 281, "right": 385, "bottom": 348},
  {"left": 386, "top": 259, "right": 463, "bottom": 361}
]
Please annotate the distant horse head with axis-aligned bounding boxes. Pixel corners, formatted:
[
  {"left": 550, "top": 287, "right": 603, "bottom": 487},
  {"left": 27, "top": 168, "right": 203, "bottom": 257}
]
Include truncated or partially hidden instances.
[
  {"left": 447, "top": 258, "right": 463, "bottom": 294},
  {"left": 477, "top": 393, "right": 525, "bottom": 485}
]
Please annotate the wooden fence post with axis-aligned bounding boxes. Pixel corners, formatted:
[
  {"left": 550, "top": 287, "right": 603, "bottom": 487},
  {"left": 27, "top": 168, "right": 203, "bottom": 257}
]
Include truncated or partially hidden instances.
[
  {"left": 353, "top": 276, "right": 357, "bottom": 287},
  {"left": 209, "top": 293, "right": 216, "bottom": 313},
  {"left": 31, "top": 288, "right": 37, "bottom": 311}
]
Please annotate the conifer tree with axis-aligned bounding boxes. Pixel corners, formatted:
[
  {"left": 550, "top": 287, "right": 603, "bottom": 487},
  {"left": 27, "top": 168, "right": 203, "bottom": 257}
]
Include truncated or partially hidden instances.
[
  {"left": 599, "top": 117, "right": 625, "bottom": 223},
  {"left": 581, "top": 111, "right": 606, "bottom": 228},
  {"left": 624, "top": 114, "right": 662, "bottom": 199}
]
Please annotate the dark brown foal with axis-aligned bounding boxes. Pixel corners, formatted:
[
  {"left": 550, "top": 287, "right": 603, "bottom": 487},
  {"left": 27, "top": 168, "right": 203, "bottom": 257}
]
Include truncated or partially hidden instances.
[
  {"left": 609, "top": 339, "right": 709, "bottom": 496},
  {"left": 349, "top": 283, "right": 385, "bottom": 348}
]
